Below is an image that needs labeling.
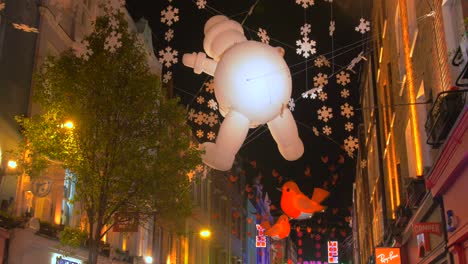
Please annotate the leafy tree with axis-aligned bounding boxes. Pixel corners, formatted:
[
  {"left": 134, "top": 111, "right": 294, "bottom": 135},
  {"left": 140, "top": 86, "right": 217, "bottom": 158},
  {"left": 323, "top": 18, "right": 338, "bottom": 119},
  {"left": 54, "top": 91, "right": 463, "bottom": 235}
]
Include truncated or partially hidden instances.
[{"left": 15, "top": 4, "right": 201, "bottom": 263}]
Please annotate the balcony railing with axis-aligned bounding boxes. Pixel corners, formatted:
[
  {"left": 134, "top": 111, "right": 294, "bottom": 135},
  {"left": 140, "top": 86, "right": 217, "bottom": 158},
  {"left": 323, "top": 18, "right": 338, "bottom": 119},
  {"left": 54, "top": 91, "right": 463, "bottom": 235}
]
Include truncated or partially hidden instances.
[{"left": 425, "top": 89, "right": 467, "bottom": 147}]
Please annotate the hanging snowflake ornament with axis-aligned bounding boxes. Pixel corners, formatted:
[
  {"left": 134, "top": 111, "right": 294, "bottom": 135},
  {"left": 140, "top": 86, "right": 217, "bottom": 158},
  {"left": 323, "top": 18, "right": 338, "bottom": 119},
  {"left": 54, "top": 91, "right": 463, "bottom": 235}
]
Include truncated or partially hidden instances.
[
  {"left": 347, "top": 51, "right": 367, "bottom": 73},
  {"left": 312, "top": 126, "right": 320, "bottom": 136},
  {"left": 341, "top": 89, "right": 350, "bottom": 98},
  {"left": 318, "top": 91, "right": 328, "bottom": 102},
  {"left": 104, "top": 31, "right": 122, "bottom": 53},
  {"left": 158, "top": 46, "right": 178, "bottom": 68},
  {"left": 314, "top": 55, "right": 331, "bottom": 68},
  {"left": 340, "top": 103, "right": 355, "bottom": 118},
  {"left": 163, "top": 71, "right": 172, "bottom": 83},
  {"left": 296, "top": 37, "right": 317, "bottom": 58},
  {"left": 313, "top": 73, "right": 328, "bottom": 88},
  {"left": 355, "top": 18, "right": 370, "bottom": 34},
  {"left": 205, "top": 112, "right": 219, "bottom": 127},
  {"left": 161, "top": 5, "right": 179, "bottom": 26},
  {"left": 329, "top": 20, "right": 335, "bottom": 36},
  {"left": 207, "top": 99, "right": 218, "bottom": 110},
  {"left": 196, "top": 0, "right": 207, "bottom": 9},
  {"left": 344, "top": 136, "right": 359, "bottom": 153},
  {"left": 288, "top": 98, "right": 296, "bottom": 111},
  {"left": 196, "top": 96, "right": 205, "bottom": 104},
  {"left": 336, "top": 71, "right": 351, "bottom": 86},
  {"left": 302, "top": 87, "right": 322, "bottom": 99},
  {"left": 322, "top": 125, "right": 332, "bottom": 136},
  {"left": 360, "top": 160, "right": 367, "bottom": 168},
  {"left": 300, "top": 23, "right": 311, "bottom": 36},
  {"left": 12, "top": 23, "right": 39, "bottom": 33},
  {"left": 164, "top": 29, "right": 174, "bottom": 42},
  {"left": 317, "top": 106, "right": 333, "bottom": 122},
  {"left": 207, "top": 131, "right": 216, "bottom": 141},
  {"left": 196, "top": 130, "right": 204, "bottom": 138},
  {"left": 296, "top": 0, "right": 315, "bottom": 8},
  {"left": 345, "top": 122, "right": 354, "bottom": 132},
  {"left": 257, "top": 28, "right": 270, "bottom": 44},
  {"left": 194, "top": 111, "right": 206, "bottom": 125},
  {"left": 204, "top": 79, "right": 214, "bottom": 93},
  {"left": 73, "top": 40, "right": 93, "bottom": 61},
  {"left": 187, "top": 108, "right": 196, "bottom": 121}
]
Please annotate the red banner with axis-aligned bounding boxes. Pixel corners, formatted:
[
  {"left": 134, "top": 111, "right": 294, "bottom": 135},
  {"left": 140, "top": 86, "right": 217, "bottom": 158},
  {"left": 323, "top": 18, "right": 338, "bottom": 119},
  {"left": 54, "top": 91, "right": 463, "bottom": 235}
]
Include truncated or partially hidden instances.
[
  {"left": 412, "top": 222, "right": 442, "bottom": 236},
  {"left": 113, "top": 212, "right": 139, "bottom": 232}
]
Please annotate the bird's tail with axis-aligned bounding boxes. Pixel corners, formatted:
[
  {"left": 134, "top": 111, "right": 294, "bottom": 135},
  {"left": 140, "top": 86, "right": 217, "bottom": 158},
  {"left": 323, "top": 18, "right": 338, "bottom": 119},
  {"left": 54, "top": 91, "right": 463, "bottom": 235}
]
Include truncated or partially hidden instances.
[{"left": 311, "top": 188, "right": 330, "bottom": 203}]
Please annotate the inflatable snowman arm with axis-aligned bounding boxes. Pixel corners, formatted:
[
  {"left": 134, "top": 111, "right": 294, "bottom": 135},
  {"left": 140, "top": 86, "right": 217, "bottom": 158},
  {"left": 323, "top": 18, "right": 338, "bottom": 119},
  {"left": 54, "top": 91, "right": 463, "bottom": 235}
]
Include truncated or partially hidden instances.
[{"left": 182, "top": 52, "right": 217, "bottom": 76}]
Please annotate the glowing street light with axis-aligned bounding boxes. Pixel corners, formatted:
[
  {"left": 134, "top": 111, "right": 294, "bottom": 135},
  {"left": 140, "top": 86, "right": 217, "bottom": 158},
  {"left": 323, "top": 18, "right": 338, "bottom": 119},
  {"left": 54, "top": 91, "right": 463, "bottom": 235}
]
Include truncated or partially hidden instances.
[
  {"left": 199, "top": 229, "right": 211, "bottom": 239},
  {"left": 7, "top": 160, "right": 17, "bottom": 169}
]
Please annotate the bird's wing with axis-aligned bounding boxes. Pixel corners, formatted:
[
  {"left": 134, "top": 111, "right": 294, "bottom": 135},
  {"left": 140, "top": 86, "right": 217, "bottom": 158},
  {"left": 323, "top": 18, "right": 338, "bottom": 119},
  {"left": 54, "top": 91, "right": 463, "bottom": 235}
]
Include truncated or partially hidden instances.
[
  {"left": 296, "top": 195, "right": 325, "bottom": 213},
  {"left": 311, "top": 188, "right": 330, "bottom": 203}
]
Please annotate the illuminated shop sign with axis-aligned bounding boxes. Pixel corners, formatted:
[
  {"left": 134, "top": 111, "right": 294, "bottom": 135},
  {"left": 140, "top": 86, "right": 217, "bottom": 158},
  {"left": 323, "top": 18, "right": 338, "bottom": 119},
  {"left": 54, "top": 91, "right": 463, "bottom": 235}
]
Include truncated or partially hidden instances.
[
  {"left": 375, "top": 248, "right": 401, "bottom": 264},
  {"left": 327, "top": 241, "right": 338, "bottom": 263},
  {"left": 256, "top": 224, "right": 266, "bottom": 248},
  {"left": 51, "top": 253, "right": 82, "bottom": 264}
]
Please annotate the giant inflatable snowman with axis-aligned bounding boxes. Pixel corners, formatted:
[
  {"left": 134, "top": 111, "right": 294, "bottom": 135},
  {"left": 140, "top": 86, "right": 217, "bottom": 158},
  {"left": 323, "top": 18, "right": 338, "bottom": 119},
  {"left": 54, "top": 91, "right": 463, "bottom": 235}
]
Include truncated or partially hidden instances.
[{"left": 183, "top": 15, "right": 304, "bottom": 171}]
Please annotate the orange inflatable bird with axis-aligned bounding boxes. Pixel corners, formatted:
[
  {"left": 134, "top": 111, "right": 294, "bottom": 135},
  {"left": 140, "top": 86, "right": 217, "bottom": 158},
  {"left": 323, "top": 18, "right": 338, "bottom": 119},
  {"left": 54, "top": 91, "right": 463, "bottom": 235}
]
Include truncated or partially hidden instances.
[
  {"left": 280, "top": 181, "right": 329, "bottom": 220},
  {"left": 261, "top": 214, "right": 291, "bottom": 240}
]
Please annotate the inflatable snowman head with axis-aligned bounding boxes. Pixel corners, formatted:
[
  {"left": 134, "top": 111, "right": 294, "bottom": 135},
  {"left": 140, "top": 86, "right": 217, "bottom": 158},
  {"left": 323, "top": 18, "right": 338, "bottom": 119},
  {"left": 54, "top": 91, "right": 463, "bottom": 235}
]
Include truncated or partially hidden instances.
[{"left": 204, "top": 16, "right": 292, "bottom": 127}]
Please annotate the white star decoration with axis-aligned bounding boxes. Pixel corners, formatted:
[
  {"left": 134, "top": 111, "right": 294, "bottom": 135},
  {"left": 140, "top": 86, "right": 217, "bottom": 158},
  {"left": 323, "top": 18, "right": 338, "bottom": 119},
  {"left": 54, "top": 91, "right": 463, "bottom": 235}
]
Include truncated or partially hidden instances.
[
  {"left": 322, "top": 125, "right": 332, "bottom": 135},
  {"left": 336, "top": 71, "right": 351, "bottom": 86},
  {"left": 158, "top": 46, "right": 178, "bottom": 68},
  {"left": 161, "top": 5, "right": 179, "bottom": 26},
  {"left": 257, "top": 28, "right": 270, "bottom": 44},
  {"left": 317, "top": 106, "right": 333, "bottom": 122},
  {"left": 296, "top": 37, "right": 317, "bottom": 58},
  {"left": 345, "top": 122, "right": 354, "bottom": 132},
  {"left": 355, "top": 18, "right": 370, "bottom": 34},
  {"left": 340, "top": 103, "right": 354, "bottom": 118},
  {"left": 288, "top": 98, "right": 296, "bottom": 111}
]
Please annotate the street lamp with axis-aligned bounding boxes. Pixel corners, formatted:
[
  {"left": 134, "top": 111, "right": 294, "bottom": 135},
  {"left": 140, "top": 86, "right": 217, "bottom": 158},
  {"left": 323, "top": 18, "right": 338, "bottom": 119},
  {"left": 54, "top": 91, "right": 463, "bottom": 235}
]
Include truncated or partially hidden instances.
[{"left": 199, "top": 229, "right": 211, "bottom": 239}]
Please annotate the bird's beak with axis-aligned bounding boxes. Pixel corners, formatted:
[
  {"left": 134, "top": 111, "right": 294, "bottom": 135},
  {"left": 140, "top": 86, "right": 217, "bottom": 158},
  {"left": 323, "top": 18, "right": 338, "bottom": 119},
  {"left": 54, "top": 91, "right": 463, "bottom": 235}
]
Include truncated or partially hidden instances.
[{"left": 276, "top": 187, "right": 282, "bottom": 192}]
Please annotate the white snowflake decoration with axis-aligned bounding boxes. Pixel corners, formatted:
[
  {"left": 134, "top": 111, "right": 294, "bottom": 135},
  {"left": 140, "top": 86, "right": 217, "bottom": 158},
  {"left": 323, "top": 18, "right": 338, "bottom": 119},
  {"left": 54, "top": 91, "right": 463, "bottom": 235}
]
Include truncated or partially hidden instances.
[
  {"left": 196, "top": 96, "right": 205, "bottom": 104},
  {"left": 296, "top": 0, "right": 315, "bottom": 8},
  {"left": 205, "top": 112, "right": 219, "bottom": 127},
  {"left": 12, "top": 23, "right": 39, "bottom": 33},
  {"left": 288, "top": 98, "right": 296, "bottom": 111},
  {"left": 257, "top": 28, "right": 270, "bottom": 44},
  {"left": 207, "top": 99, "right": 218, "bottom": 110},
  {"left": 355, "top": 18, "right": 370, "bottom": 34},
  {"left": 336, "top": 71, "right": 351, "bottom": 86},
  {"left": 322, "top": 125, "right": 332, "bottom": 136},
  {"left": 164, "top": 29, "right": 174, "bottom": 42},
  {"left": 196, "top": 130, "right": 204, "bottom": 138},
  {"left": 318, "top": 91, "right": 328, "bottom": 102},
  {"left": 345, "top": 122, "right": 354, "bottom": 132},
  {"left": 329, "top": 20, "right": 335, "bottom": 36},
  {"left": 104, "top": 31, "right": 122, "bottom": 53},
  {"left": 302, "top": 87, "right": 322, "bottom": 99},
  {"left": 341, "top": 89, "right": 350, "bottom": 98},
  {"left": 314, "top": 55, "right": 331, "bottom": 68},
  {"left": 296, "top": 37, "right": 316, "bottom": 58},
  {"left": 207, "top": 131, "right": 216, "bottom": 140},
  {"left": 300, "top": 23, "right": 311, "bottom": 36},
  {"left": 312, "top": 126, "right": 320, "bottom": 136},
  {"left": 204, "top": 79, "right": 214, "bottom": 93},
  {"left": 347, "top": 51, "right": 367, "bottom": 73},
  {"left": 313, "top": 73, "right": 328, "bottom": 88},
  {"left": 340, "top": 103, "right": 355, "bottom": 118},
  {"left": 161, "top": 5, "right": 179, "bottom": 26},
  {"left": 317, "top": 106, "right": 333, "bottom": 122},
  {"left": 360, "top": 160, "right": 367, "bottom": 169},
  {"left": 163, "top": 71, "right": 172, "bottom": 83},
  {"left": 158, "top": 46, "right": 178, "bottom": 68},
  {"left": 344, "top": 136, "right": 359, "bottom": 153},
  {"left": 109, "top": 16, "right": 119, "bottom": 29},
  {"left": 187, "top": 108, "right": 196, "bottom": 121},
  {"left": 196, "top": 0, "right": 207, "bottom": 9},
  {"left": 73, "top": 40, "right": 93, "bottom": 61}
]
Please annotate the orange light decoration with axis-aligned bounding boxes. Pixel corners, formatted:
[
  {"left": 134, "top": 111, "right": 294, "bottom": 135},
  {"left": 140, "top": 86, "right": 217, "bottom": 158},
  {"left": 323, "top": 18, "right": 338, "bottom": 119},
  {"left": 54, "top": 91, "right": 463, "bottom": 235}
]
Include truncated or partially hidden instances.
[{"left": 399, "top": 0, "right": 423, "bottom": 177}]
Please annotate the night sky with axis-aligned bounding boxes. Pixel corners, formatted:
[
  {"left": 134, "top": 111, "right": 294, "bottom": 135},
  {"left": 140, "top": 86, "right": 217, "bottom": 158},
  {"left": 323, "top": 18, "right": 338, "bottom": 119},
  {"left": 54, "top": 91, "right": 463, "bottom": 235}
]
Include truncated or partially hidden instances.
[{"left": 127, "top": 0, "right": 371, "bottom": 261}]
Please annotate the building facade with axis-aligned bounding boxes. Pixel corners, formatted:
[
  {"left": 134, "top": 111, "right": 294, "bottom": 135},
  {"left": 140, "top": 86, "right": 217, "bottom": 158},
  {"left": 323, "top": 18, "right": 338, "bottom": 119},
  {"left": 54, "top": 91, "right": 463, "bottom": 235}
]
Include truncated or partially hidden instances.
[{"left": 354, "top": 0, "right": 467, "bottom": 263}]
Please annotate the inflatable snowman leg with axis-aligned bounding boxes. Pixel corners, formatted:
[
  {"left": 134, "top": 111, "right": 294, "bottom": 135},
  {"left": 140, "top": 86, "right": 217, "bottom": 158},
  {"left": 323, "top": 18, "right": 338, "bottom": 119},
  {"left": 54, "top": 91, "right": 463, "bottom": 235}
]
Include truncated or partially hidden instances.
[
  {"left": 267, "top": 108, "right": 304, "bottom": 161},
  {"left": 202, "top": 110, "right": 250, "bottom": 171}
]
